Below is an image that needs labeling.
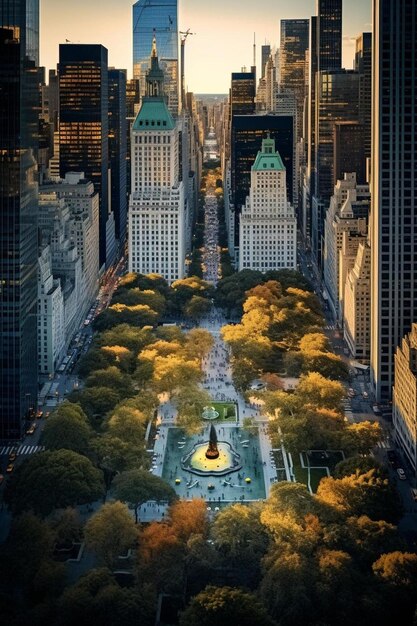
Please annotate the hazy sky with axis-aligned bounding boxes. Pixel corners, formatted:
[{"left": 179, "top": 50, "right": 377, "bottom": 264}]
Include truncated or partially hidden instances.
[{"left": 40, "top": 0, "right": 371, "bottom": 93}]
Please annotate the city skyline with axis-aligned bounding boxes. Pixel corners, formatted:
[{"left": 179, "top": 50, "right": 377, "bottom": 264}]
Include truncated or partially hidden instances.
[{"left": 40, "top": 0, "right": 371, "bottom": 93}]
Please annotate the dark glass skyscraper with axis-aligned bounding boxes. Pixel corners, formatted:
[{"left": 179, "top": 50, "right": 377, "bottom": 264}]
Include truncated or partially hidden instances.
[
  {"left": 261, "top": 44, "right": 271, "bottom": 78},
  {"left": 230, "top": 72, "right": 256, "bottom": 118},
  {"left": 59, "top": 44, "right": 110, "bottom": 267},
  {"left": 133, "top": 0, "right": 178, "bottom": 114},
  {"left": 279, "top": 19, "right": 309, "bottom": 140},
  {"left": 371, "top": 0, "right": 417, "bottom": 401},
  {"left": 108, "top": 69, "right": 127, "bottom": 247},
  {"left": 316, "top": 0, "right": 342, "bottom": 72},
  {"left": 0, "top": 0, "right": 39, "bottom": 440}
]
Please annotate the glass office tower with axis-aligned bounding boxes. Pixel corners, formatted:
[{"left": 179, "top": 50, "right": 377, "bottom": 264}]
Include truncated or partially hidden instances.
[
  {"left": 371, "top": 0, "right": 417, "bottom": 401},
  {"left": 0, "top": 0, "right": 39, "bottom": 440},
  {"left": 108, "top": 68, "right": 127, "bottom": 247},
  {"left": 133, "top": 0, "right": 179, "bottom": 115},
  {"left": 59, "top": 44, "right": 111, "bottom": 268}
]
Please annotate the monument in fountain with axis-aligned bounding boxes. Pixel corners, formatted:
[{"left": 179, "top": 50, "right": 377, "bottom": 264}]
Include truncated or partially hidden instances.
[
  {"left": 205, "top": 424, "right": 220, "bottom": 459},
  {"left": 181, "top": 424, "right": 241, "bottom": 476}
]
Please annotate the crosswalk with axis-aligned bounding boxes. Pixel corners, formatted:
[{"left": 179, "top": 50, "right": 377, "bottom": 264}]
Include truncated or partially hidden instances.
[
  {"left": 376, "top": 440, "right": 391, "bottom": 449},
  {"left": 0, "top": 444, "right": 45, "bottom": 457},
  {"left": 324, "top": 324, "right": 337, "bottom": 330}
]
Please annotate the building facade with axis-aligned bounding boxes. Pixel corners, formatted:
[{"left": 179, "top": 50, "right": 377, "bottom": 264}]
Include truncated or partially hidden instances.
[
  {"left": 108, "top": 68, "right": 128, "bottom": 249},
  {"left": 370, "top": 0, "right": 417, "bottom": 401},
  {"left": 59, "top": 44, "right": 113, "bottom": 268},
  {"left": 239, "top": 136, "right": 296, "bottom": 272},
  {"left": 133, "top": 0, "right": 179, "bottom": 115},
  {"left": 279, "top": 19, "right": 309, "bottom": 141},
  {"left": 230, "top": 114, "right": 294, "bottom": 249},
  {"left": 43, "top": 173, "right": 100, "bottom": 308},
  {"left": 128, "top": 38, "right": 186, "bottom": 282},
  {"left": 38, "top": 246, "right": 65, "bottom": 377},
  {"left": 343, "top": 240, "right": 371, "bottom": 361},
  {"left": 393, "top": 324, "right": 417, "bottom": 474},
  {"left": 322, "top": 173, "right": 370, "bottom": 319},
  {"left": 0, "top": 0, "right": 39, "bottom": 439}
]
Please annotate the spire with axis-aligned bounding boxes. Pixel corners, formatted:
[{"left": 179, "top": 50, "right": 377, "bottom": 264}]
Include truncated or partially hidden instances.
[
  {"left": 145, "top": 33, "right": 165, "bottom": 98},
  {"left": 151, "top": 30, "right": 157, "bottom": 58}
]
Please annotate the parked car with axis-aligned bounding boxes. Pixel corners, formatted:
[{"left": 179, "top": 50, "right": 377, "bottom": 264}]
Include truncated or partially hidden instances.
[
  {"left": 410, "top": 488, "right": 417, "bottom": 501},
  {"left": 0, "top": 474, "right": 4, "bottom": 485},
  {"left": 6, "top": 464, "right": 14, "bottom": 474},
  {"left": 397, "top": 468, "right": 406, "bottom": 480}
]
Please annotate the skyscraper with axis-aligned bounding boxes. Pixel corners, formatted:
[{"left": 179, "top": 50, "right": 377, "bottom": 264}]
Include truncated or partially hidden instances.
[
  {"left": 59, "top": 44, "right": 112, "bottom": 268},
  {"left": 355, "top": 32, "right": 372, "bottom": 163},
  {"left": 316, "top": 0, "right": 342, "bottom": 72},
  {"left": 371, "top": 0, "right": 417, "bottom": 401},
  {"left": 239, "top": 136, "right": 296, "bottom": 272},
  {"left": 279, "top": 19, "right": 309, "bottom": 139},
  {"left": 0, "top": 0, "right": 39, "bottom": 439},
  {"left": 261, "top": 44, "right": 271, "bottom": 78},
  {"left": 108, "top": 68, "right": 127, "bottom": 247},
  {"left": 133, "top": 0, "right": 179, "bottom": 115},
  {"left": 306, "top": 1, "right": 342, "bottom": 250},
  {"left": 128, "top": 37, "right": 186, "bottom": 282},
  {"left": 230, "top": 72, "right": 256, "bottom": 118}
]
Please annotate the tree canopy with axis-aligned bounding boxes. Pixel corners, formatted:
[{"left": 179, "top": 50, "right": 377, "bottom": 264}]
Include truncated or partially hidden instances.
[{"left": 5, "top": 450, "right": 104, "bottom": 516}]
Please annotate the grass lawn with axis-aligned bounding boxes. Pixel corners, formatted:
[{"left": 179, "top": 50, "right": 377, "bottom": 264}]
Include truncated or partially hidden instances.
[{"left": 291, "top": 450, "right": 345, "bottom": 493}]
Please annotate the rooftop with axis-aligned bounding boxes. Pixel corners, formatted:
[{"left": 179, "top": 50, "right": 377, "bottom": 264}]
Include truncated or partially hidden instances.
[
  {"left": 252, "top": 136, "right": 285, "bottom": 172},
  {"left": 132, "top": 97, "right": 175, "bottom": 132}
]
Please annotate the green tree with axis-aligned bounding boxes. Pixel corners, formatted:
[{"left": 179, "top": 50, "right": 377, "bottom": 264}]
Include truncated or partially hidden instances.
[
  {"left": 92, "top": 435, "right": 146, "bottom": 478},
  {"left": 317, "top": 470, "right": 402, "bottom": 523},
  {"left": 211, "top": 504, "right": 270, "bottom": 586},
  {"left": 85, "top": 366, "right": 134, "bottom": 398},
  {"left": 341, "top": 421, "right": 383, "bottom": 455},
  {"left": 334, "top": 455, "right": 385, "bottom": 478},
  {"left": 69, "top": 387, "right": 120, "bottom": 425},
  {"left": 49, "top": 507, "right": 83, "bottom": 546},
  {"left": 184, "top": 295, "right": 212, "bottom": 320},
  {"left": 84, "top": 502, "right": 138, "bottom": 567},
  {"left": 56, "top": 568, "right": 156, "bottom": 626},
  {"left": 42, "top": 406, "right": 93, "bottom": 455},
  {"left": 106, "top": 405, "right": 148, "bottom": 446},
  {"left": 179, "top": 585, "right": 277, "bottom": 626},
  {"left": 0, "top": 513, "right": 54, "bottom": 586},
  {"left": 174, "top": 384, "right": 211, "bottom": 434},
  {"left": 183, "top": 328, "right": 214, "bottom": 361},
  {"left": 5, "top": 450, "right": 104, "bottom": 516},
  {"left": 97, "top": 323, "right": 154, "bottom": 354},
  {"left": 113, "top": 470, "right": 176, "bottom": 523}
]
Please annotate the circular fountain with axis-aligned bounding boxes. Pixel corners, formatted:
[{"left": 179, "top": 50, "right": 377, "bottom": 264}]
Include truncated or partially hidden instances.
[
  {"left": 201, "top": 405, "right": 219, "bottom": 421},
  {"left": 181, "top": 424, "right": 241, "bottom": 476}
]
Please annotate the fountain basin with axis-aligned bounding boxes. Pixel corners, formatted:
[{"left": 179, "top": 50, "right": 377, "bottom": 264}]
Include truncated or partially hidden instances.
[{"left": 181, "top": 441, "right": 241, "bottom": 476}]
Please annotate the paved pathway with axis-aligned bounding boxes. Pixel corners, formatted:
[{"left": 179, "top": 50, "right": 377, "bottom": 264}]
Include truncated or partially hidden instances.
[{"left": 137, "top": 176, "right": 289, "bottom": 521}]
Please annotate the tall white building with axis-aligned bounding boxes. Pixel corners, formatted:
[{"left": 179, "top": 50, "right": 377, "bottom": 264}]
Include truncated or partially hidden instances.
[
  {"left": 38, "top": 247, "right": 65, "bottom": 377},
  {"left": 322, "top": 173, "right": 370, "bottom": 320},
  {"left": 44, "top": 173, "right": 100, "bottom": 307},
  {"left": 128, "top": 38, "right": 186, "bottom": 282},
  {"left": 239, "top": 136, "right": 296, "bottom": 272}
]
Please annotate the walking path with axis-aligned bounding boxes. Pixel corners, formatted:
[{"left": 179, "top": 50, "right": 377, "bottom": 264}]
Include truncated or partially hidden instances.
[{"left": 137, "top": 176, "right": 289, "bottom": 521}]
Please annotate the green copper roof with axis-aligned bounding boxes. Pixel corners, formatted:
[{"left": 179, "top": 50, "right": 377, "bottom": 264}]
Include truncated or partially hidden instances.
[
  {"left": 252, "top": 136, "right": 285, "bottom": 172},
  {"left": 132, "top": 97, "right": 175, "bottom": 131}
]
